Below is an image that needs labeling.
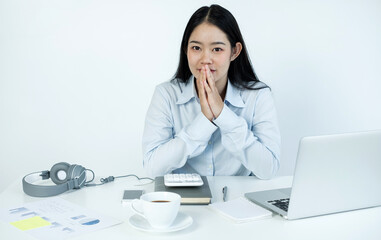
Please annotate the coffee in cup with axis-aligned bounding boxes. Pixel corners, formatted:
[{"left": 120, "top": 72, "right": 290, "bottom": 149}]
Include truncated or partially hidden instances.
[{"left": 131, "top": 192, "right": 180, "bottom": 229}]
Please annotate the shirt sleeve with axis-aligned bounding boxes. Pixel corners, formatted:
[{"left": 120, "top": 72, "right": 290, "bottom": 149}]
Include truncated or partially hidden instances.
[
  {"left": 213, "top": 88, "right": 281, "bottom": 179},
  {"left": 142, "top": 85, "right": 217, "bottom": 177}
]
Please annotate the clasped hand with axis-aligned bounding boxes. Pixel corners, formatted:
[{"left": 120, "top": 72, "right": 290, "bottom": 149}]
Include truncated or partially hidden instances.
[{"left": 196, "top": 65, "right": 224, "bottom": 121}]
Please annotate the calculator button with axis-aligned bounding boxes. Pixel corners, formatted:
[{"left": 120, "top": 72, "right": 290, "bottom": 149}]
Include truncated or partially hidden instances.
[{"left": 164, "top": 173, "right": 204, "bottom": 187}]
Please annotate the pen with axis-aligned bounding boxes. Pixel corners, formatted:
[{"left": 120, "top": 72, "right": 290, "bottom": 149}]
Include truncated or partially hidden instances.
[{"left": 222, "top": 186, "right": 227, "bottom": 202}]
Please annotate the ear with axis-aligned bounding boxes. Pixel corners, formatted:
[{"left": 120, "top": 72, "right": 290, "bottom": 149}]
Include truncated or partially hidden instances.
[{"left": 230, "top": 42, "right": 242, "bottom": 61}]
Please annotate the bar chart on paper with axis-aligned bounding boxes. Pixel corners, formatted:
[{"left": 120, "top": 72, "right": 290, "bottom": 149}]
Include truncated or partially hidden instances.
[{"left": 0, "top": 198, "right": 121, "bottom": 240}]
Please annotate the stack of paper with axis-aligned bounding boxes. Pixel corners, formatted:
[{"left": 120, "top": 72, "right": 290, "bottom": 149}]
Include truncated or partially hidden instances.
[{"left": 209, "top": 197, "right": 272, "bottom": 223}]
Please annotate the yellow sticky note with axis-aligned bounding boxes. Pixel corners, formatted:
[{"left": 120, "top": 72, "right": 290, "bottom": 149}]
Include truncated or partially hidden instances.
[{"left": 10, "top": 216, "right": 51, "bottom": 231}]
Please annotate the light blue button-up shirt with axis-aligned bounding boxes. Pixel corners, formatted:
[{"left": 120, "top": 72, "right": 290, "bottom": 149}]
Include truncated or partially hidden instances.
[{"left": 142, "top": 76, "right": 281, "bottom": 179}]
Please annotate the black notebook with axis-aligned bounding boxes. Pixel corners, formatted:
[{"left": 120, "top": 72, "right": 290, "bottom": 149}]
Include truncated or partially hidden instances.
[{"left": 154, "top": 176, "right": 212, "bottom": 205}]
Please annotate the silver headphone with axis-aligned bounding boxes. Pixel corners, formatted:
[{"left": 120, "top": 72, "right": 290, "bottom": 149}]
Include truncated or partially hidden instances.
[
  {"left": 22, "top": 162, "right": 90, "bottom": 197},
  {"left": 22, "top": 162, "right": 153, "bottom": 197}
]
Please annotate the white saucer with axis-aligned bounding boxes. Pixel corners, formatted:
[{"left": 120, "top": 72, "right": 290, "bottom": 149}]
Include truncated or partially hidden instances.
[{"left": 129, "top": 212, "right": 193, "bottom": 233}]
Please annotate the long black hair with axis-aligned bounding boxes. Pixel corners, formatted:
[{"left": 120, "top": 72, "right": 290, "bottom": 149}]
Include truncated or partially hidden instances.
[{"left": 174, "top": 4, "right": 268, "bottom": 90}]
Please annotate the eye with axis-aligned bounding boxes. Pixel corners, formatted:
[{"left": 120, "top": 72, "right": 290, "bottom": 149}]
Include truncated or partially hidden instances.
[
  {"left": 213, "top": 48, "right": 223, "bottom": 52},
  {"left": 191, "top": 46, "right": 201, "bottom": 51}
]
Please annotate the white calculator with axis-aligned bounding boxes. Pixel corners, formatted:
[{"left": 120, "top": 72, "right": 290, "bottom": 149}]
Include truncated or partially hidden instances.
[{"left": 164, "top": 173, "right": 204, "bottom": 187}]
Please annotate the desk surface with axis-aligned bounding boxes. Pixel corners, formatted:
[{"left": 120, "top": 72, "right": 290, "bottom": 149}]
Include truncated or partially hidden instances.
[{"left": 1, "top": 176, "right": 380, "bottom": 240}]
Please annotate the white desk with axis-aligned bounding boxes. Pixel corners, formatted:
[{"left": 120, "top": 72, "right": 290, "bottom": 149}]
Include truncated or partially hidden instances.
[{"left": 1, "top": 176, "right": 380, "bottom": 240}]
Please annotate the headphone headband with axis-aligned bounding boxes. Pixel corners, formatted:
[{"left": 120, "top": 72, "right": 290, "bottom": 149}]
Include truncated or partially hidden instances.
[{"left": 22, "top": 162, "right": 87, "bottom": 197}]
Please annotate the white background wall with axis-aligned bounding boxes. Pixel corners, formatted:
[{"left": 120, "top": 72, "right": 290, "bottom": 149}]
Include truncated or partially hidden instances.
[{"left": 1, "top": 0, "right": 380, "bottom": 193}]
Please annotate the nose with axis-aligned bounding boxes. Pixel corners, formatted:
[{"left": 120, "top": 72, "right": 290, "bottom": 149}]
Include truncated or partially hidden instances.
[{"left": 200, "top": 50, "right": 212, "bottom": 65}]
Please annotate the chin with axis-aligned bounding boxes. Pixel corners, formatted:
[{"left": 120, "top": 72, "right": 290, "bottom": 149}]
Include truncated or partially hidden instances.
[{"left": 193, "top": 72, "right": 201, "bottom": 80}]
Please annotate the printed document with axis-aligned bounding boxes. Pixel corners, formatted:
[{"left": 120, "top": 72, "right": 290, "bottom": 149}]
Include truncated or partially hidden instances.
[{"left": 0, "top": 197, "right": 121, "bottom": 240}]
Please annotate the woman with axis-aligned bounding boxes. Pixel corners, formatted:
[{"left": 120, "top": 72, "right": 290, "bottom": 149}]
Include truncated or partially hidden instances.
[{"left": 142, "top": 4, "right": 280, "bottom": 179}]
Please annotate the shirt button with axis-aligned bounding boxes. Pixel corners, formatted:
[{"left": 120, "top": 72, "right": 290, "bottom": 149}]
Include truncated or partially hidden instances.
[{"left": 208, "top": 141, "right": 212, "bottom": 145}]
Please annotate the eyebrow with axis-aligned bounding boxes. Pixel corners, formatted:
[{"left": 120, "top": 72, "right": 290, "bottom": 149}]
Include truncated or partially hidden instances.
[{"left": 189, "top": 40, "right": 226, "bottom": 45}]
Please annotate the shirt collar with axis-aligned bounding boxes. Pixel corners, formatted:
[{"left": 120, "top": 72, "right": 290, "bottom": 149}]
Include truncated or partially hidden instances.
[
  {"left": 225, "top": 79, "right": 245, "bottom": 108},
  {"left": 176, "top": 76, "right": 197, "bottom": 105}
]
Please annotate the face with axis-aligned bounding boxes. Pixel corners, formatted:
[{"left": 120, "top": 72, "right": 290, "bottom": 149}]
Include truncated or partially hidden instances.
[{"left": 186, "top": 22, "right": 241, "bottom": 90}]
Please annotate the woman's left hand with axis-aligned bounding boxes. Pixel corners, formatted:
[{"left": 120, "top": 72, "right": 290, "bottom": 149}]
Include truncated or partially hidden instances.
[{"left": 202, "top": 65, "right": 224, "bottom": 119}]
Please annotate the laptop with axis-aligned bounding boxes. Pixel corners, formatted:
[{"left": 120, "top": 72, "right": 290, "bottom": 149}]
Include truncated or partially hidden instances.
[{"left": 245, "top": 130, "right": 381, "bottom": 220}]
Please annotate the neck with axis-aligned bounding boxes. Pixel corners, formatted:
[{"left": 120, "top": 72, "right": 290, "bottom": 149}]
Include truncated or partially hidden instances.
[{"left": 216, "top": 77, "right": 228, "bottom": 100}]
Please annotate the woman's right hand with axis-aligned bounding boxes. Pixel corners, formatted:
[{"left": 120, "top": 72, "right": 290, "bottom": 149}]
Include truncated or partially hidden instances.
[{"left": 196, "top": 67, "right": 214, "bottom": 121}]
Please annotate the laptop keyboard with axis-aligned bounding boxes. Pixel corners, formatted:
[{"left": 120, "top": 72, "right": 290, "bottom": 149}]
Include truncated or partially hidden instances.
[{"left": 268, "top": 198, "right": 290, "bottom": 212}]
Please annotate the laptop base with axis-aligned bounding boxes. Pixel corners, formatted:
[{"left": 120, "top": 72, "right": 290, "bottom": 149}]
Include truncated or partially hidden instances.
[{"left": 245, "top": 188, "right": 291, "bottom": 218}]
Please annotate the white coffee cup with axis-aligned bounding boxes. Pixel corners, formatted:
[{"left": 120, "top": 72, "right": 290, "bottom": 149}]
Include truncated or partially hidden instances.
[{"left": 131, "top": 191, "right": 181, "bottom": 229}]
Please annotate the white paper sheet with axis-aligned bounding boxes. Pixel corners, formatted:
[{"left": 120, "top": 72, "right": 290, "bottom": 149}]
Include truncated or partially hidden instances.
[{"left": 0, "top": 197, "right": 122, "bottom": 240}]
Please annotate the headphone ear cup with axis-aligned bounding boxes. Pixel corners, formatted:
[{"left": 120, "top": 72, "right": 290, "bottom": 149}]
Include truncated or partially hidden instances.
[
  {"left": 67, "top": 164, "right": 87, "bottom": 188},
  {"left": 50, "top": 162, "right": 71, "bottom": 185}
]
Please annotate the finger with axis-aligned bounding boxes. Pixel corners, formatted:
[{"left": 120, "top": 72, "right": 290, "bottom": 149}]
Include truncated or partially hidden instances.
[
  {"left": 196, "top": 71, "right": 205, "bottom": 96},
  {"left": 198, "top": 70, "right": 210, "bottom": 106},
  {"left": 205, "top": 65, "right": 216, "bottom": 89},
  {"left": 202, "top": 67, "right": 213, "bottom": 94},
  {"left": 198, "top": 69, "right": 214, "bottom": 121},
  {"left": 203, "top": 78, "right": 212, "bottom": 94}
]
